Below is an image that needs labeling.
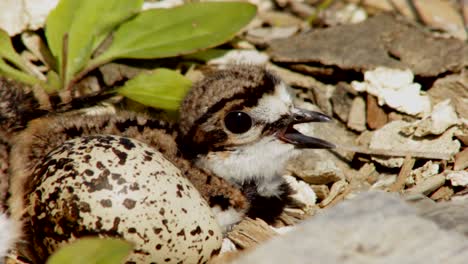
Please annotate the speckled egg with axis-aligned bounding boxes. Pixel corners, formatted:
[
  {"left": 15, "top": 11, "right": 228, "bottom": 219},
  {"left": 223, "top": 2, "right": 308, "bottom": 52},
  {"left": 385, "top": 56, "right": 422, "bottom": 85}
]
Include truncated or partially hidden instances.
[{"left": 25, "top": 135, "right": 222, "bottom": 263}]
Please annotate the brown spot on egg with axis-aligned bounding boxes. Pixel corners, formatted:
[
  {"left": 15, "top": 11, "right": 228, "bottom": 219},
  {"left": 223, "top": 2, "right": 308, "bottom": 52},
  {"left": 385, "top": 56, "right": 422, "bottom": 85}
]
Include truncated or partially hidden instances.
[
  {"left": 119, "top": 137, "right": 136, "bottom": 150},
  {"left": 123, "top": 198, "right": 136, "bottom": 209},
  {"left": 79, "top": 202, "right": 91, "bottom": 213},
  {"left": 100, "top": 199, "right": 112, "bottom": 208},
  {"left": 156, "top": 244, "right": 163, "bottom": 250},
  {"left": 96, "top": 161, "right": 105, "bottom": 170},
  {"left": 177, "top": 229, "right": 186, "bottom": 240},
  {"left": 129, "top": 182, "right": 139, "bottom": 191},
  {"left": 210, "top": 248, "right": 221, "bottom": 257},
  {"left": 162, "top": 219, "right": 171, "bottom": 233},
  {"left": 112, "top": 147, "right": 127, "bottom": 165},
  {"left": 83, "top": 154, "right": 91, "bottom": 163},
  {"left": 84, "top": 172, "right": 113, "bottom": 192},
  {"left": 84, "top": 169, "right": 94, "bottom": 176},
  {"left": 153, "top": 227, "right": 163, "bottom": 235},
  {"left": 111, "top": 173, "right": 121, "bottom": 180},
  {"left": 190, "top": 226, "right": 202, "bottom": 236}
]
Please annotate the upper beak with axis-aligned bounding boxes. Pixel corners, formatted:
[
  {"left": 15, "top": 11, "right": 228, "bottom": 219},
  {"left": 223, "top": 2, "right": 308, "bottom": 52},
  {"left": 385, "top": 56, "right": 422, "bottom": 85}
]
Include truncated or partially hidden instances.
[{"left": 277, "top": 109, "right": 335, "bottom": 149}]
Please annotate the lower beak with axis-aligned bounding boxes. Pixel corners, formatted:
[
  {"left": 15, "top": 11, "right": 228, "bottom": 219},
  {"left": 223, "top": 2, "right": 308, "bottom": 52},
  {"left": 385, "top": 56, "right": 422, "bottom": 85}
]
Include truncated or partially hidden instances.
[{"left": 277, "top": 109, "right": 335, "bottom": 149}]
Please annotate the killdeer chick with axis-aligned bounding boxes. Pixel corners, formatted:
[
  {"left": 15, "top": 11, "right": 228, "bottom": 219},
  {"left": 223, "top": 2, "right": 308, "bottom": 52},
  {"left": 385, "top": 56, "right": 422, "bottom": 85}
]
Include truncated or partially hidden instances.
[
  {"left": 178, "top": 65, "right": 334, "bottom": 226},
  {"left": 0, "top": 65, "right": 333, "bottom": 262}
]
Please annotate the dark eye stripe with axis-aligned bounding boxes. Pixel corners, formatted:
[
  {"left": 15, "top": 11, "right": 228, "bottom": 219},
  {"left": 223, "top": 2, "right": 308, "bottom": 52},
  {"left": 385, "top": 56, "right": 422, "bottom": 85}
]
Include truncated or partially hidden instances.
[
  {"left": 261, "top": 115, "right": 291, "bottom": 135},
  {"left": 185, "top": 70, "right": 278, "bottom": 138}
]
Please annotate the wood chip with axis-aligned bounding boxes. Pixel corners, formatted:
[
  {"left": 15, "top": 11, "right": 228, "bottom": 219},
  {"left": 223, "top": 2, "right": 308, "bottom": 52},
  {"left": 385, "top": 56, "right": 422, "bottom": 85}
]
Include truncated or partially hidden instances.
[
  {"left": 389, "top": 155, "right": 415, "bottom": 192},
  {"left": 454, "top": 148, "right": 468, "bottom": 170},
  {"left": 356, "top": 162, "right": 379, "bottom": 184},
  {"left": 227, "top": 218, "right": 278, "bottom": 249},
  {"left": 319, "top": 180, "right": 348, "bottom": 207},
  {"left": 404, "top": 174, "right": 446, "bottom": 195},
  {"left": 430, "top": 186, "right": 454, "bottom": 201},
  {"left": 366, "top": 94, "right": 388, "bottom": 130}
]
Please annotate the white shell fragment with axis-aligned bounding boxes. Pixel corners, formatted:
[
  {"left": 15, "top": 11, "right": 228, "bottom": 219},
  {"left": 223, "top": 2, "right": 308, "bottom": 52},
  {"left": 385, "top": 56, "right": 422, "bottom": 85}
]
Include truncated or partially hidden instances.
[
  {"left": 370, "top": 121, "right": 461, "bottom": 167},
  {"left": 401, "top": 99, "right": 460, "bottom": 137},
  {"left": 351, "top": 67, "right": 431, "bottom": 116},
  {"left": 208, "top": 50, "right": 269, "bottom": 67},
  {"left": 0, "top": 0, "right": 59, "bottom": 36},
  {"left": 446, "top": 170, "right": 468, "bottom": 187},
  {"left": 284, "top": 175, "right": 317, "bottom": 207},
  {"left": 406, "top": 161, "right": 440, "bottom": 186},
  {"left": 26, "top": 135, "right": 222, "bottom": 263}
]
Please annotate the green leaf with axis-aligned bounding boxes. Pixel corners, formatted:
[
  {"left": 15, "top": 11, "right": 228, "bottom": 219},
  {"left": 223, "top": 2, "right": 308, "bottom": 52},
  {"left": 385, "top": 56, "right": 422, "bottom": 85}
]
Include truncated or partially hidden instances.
[
  {"left": 93, "top": 2, "right": 256, "bottom": 64},
  {"left": 45, "top": 0, "right": 143, "bottom": 85},
  {"left": 46, "top": 237, "right": 133, "bottom": 264},
  {"left": 0, "top": 29, "right": 34, "bottom": 75},
  {"left": 0, "top": 59, "right": 41, "bottom": 85},
  {"left": 117, "top": 68, "right": 192, "bottom": 111},
  {"left": 46, "top": 70, "right": 61, "bottom": 92},
  {"left": 183, "top": 49, "right": 229, "bottom": 62}
]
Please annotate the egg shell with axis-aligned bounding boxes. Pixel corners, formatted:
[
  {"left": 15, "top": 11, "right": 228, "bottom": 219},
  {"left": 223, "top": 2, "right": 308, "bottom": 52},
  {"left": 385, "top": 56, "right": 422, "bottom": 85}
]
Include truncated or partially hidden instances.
[{"left": 25, "top": 135, "right": 222, "bottom": 263}]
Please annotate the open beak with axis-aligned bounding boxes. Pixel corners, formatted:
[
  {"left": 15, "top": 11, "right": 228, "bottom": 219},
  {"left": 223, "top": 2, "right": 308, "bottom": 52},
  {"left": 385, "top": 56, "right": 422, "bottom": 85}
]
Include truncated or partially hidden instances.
[{"left": 277, "top": 109, "right": 335, "bottom": 149}]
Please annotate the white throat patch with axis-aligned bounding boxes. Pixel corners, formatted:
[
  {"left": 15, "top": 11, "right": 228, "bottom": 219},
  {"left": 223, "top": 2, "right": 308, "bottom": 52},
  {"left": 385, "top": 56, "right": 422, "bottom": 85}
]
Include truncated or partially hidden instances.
[{"left": 196, "top": 135, "right": 300, "bottom": 193}]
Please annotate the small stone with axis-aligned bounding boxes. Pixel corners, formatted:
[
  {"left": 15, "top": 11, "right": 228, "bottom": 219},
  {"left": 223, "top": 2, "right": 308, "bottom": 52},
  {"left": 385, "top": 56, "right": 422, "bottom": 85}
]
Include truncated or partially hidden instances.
[
  {"left": 231, "top": 192, "right": 468, "bottom": 264},
  {"left": 370, "top": 121, "right": 461, "bottom": 167},
  {"left": 352, "top": 67, "right": 431, "bottom": 116},
  {"left": 390, "top": 0, "right": 417, "bottom": 20},
  {"left": 208, "top": 50, "right": 269, "bottom": 66},
  {"left": 428, "top": 73, "right": 468, "bottom": 119},
  {"left": 331, "top": 82, "right": 355, "bottom": 123},
  {"left": 401, "top": 99, "right": 460, "bottom": 137},
  {"left": 347, "top": 96, "right": 366, "bottom": 132},
  {"left": 366, "top": 94, "right": 388, "bottom": 130},
  {"left": 284, "top": 175, "right": 317, "bottom": 208},
  {"left": 446, "top": 170, "right": 468, "bottom": 187},
  {"left": 288, "top": 157, "right": 344, "bottom": 185},
  {"left": 413, "top": 0, "right": 467, "bottom": 40}
]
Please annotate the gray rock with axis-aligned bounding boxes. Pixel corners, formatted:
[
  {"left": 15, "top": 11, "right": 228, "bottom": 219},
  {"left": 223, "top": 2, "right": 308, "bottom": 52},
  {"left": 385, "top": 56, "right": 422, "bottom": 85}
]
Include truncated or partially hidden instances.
[{"left": 232, "top": 191, "right": 468, "bottom": 264}]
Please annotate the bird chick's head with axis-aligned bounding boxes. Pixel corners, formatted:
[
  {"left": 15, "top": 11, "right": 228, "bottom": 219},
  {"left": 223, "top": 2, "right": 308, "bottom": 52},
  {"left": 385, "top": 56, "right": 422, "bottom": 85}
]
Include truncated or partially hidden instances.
[{"left": 178, "top": 65, "right": 334, "bottom": 188}]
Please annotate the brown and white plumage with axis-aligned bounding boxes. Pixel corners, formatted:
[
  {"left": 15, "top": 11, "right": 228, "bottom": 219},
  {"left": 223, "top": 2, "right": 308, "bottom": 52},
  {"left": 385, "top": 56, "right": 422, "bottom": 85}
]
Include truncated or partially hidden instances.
[
  {"left": 0, "top": 65, "right": 334, "bottom": 261},
  {"left": 178, "top": 65, "right": 334, "bottom": 224}
]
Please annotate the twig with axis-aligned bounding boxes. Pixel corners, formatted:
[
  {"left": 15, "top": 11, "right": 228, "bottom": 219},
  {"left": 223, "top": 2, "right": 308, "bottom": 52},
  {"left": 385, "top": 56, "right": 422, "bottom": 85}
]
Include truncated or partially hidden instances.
[
  {"left": 389, "top": 155, "right": 415, "bottom": 192},
  {"left": 336, "top": 144, "right": 452, "bottom": 160}
]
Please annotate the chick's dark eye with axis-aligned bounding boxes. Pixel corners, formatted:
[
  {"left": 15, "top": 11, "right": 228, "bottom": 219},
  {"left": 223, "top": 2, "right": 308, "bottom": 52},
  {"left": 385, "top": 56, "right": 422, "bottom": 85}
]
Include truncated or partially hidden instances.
[{"left": 224, "top": 111, "right": 252, "bottom": 134}]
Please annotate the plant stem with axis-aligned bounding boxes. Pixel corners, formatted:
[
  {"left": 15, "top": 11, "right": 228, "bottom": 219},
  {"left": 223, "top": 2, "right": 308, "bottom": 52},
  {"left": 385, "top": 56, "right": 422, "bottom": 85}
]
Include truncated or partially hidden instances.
[
  {"left": 61, "top": 33, "right": 69, "bottom": 90},
  {"left": 65, "top": 57, "right": 111, "bottom": 91},
  {"left": 307, "top": 0, "right": 335, "bottom": 25}
]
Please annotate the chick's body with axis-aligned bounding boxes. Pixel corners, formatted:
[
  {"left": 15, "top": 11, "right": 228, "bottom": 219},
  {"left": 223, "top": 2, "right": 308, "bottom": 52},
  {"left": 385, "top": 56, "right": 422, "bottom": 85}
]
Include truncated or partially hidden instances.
[{"left": 0, "top": 65, "right": 334, "bottom": 263}]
